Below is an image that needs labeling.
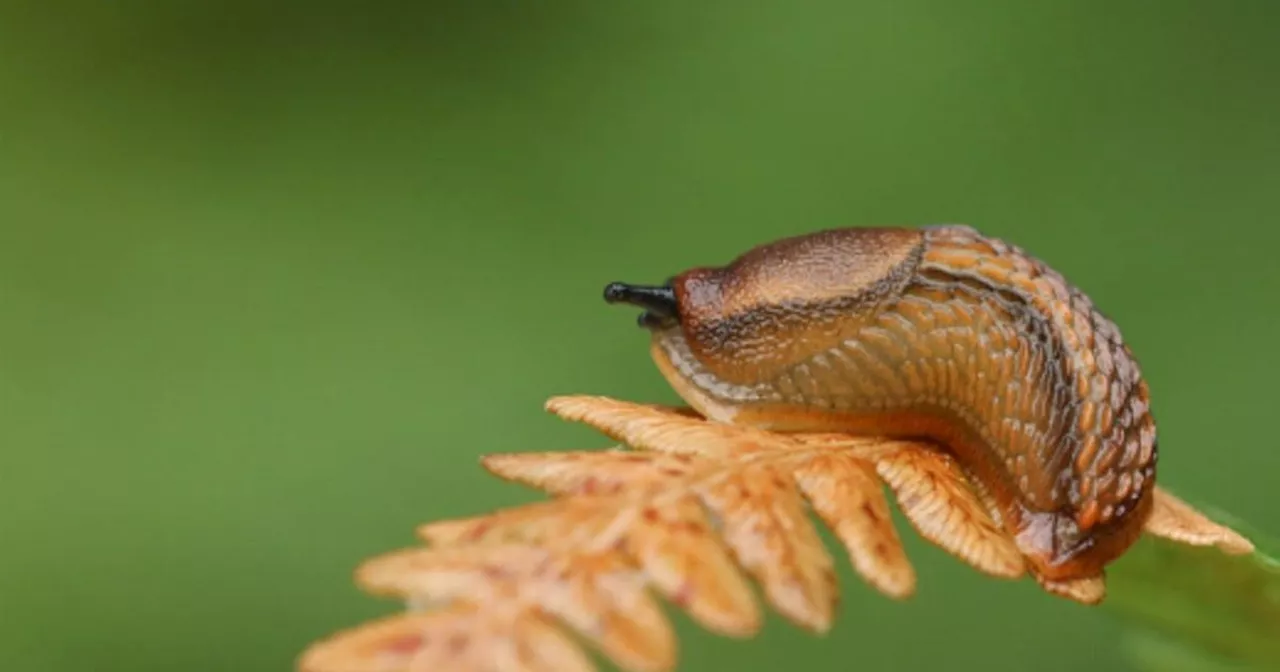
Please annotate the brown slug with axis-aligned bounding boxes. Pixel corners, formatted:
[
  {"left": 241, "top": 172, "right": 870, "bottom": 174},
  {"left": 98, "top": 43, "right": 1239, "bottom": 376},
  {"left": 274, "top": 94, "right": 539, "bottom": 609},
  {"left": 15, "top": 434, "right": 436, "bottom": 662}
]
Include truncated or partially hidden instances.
[{"left": 603, "top": 224, "right": 1157, "bottom": 586}]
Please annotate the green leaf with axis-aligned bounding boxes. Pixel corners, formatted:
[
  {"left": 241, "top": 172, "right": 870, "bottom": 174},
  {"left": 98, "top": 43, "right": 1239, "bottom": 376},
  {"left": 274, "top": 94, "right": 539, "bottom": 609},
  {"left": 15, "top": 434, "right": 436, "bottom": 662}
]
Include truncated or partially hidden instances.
[
  {"left": 1106, "top": 496, "right": 1280, "bottom": 670},
  {"left": 1121, "top": 630, "right": 1245, "bottom": 672}
]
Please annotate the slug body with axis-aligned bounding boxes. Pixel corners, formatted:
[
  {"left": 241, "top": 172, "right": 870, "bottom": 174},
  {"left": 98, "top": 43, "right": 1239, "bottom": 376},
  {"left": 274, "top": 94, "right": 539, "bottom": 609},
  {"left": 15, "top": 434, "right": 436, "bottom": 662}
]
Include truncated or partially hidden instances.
[{"left": 604, "top": 225, "right": 1157, "bottom": 585}]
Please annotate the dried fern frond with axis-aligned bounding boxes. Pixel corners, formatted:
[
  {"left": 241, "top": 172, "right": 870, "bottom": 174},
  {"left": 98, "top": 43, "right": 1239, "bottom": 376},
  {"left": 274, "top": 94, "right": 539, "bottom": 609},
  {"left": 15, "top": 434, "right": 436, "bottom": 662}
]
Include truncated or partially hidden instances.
[{"left": 299, "top": 396, "right": 1254, "bottom": 672}]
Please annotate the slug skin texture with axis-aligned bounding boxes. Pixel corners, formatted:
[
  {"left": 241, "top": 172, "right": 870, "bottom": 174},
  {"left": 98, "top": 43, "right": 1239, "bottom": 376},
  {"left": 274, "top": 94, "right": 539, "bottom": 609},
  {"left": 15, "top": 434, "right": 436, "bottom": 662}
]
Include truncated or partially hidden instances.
[{"left": 629, "top": 225, "right": 1155, "bottom": 585}]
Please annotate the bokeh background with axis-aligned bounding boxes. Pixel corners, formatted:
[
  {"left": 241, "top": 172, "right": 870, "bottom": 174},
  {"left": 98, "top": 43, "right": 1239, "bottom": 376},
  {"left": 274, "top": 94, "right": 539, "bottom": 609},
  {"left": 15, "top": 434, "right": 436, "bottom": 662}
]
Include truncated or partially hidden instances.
[{"left": 3, "top": 2, "right": 1278, "bottom": 671}]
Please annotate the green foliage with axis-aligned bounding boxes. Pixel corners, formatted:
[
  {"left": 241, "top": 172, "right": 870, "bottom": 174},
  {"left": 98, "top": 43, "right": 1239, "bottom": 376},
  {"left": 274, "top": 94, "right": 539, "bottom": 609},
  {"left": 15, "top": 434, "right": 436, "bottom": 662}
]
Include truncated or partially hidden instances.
[
  {"left": 3, "top": 2, "right": 1278, "bottom": 671},
  {"left": 1108, "top": 504, "right": 1280, "bottom": 670}
]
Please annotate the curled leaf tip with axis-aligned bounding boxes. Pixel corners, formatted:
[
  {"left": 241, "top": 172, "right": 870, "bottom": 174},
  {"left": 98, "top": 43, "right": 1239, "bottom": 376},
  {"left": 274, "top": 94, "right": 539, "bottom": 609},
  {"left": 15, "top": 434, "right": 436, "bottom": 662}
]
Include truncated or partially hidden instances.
[{"left": 1144, "top": 487, "right": 1255, "bottom": 555}]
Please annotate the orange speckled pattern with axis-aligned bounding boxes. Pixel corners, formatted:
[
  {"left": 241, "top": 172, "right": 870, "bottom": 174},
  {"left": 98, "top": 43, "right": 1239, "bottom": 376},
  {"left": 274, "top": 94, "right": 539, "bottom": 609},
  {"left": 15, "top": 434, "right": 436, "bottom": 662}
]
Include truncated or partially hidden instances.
[{"left": 650, "top": 224, "right": 1158, "bottom": 583}]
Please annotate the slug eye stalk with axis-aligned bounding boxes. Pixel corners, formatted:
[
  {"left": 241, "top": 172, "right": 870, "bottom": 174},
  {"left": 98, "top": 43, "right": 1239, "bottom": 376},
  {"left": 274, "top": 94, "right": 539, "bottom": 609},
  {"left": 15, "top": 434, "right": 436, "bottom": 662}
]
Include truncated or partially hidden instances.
[{"left": 603, "top": 281, "right": 679, "bottom": 329}]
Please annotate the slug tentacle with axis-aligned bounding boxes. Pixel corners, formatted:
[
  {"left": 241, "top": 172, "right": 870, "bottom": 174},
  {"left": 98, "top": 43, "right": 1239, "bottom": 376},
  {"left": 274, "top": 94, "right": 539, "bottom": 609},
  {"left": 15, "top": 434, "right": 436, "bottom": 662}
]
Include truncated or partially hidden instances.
[
  {"left": 604, "top": 281, "right": 679, "bottom": 329},
  {"left": 605, "top": 224, "right": 1158, "bottom": 585}
]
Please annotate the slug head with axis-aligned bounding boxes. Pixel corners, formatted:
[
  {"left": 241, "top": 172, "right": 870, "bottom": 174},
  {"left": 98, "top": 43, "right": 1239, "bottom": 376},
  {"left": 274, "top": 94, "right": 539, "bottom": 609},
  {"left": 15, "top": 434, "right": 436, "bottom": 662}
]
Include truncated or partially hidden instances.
[{"left": 604, "top": 227, "right": 926, "bottom": 420}]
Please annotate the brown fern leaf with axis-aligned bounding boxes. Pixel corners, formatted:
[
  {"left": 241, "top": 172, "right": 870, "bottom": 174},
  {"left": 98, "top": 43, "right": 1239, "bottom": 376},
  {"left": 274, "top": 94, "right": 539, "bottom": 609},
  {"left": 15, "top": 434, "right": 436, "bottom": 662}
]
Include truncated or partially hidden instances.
[
  {"left": 537, "top": 396, "right": 1023, "bottom": 590},
  {"left": 792, "top": 452, "right": 915, "bottom": 598},
  {"left": 1143, "top": 487, "right": 1255, "bottom": 555},
  {"left": 301, "top": 397, "right": 1013, "bottom": 671},
  {"left": 480, "top": 450, "right": 700, "bottom": 497},
  {"left": 417, "top": 492, "right": 761, "bottom": 639},
  {"left": 298, "top": 395, "right": 1253, "bottom": 672},
  {"left": 355, "top": 544, "right": 674, "bottom": 672},
  {"left": 870, "top": 445, "right": 1025, "bottom": 579},
  {"left": 475, "top": 448, "right": 843, "bottom": 632},
  {"left": 299, "top": 605, "right": 597, "bottom": 672},
  {"left": 296, "top": 396, "right": 976, "bottom": 672}
]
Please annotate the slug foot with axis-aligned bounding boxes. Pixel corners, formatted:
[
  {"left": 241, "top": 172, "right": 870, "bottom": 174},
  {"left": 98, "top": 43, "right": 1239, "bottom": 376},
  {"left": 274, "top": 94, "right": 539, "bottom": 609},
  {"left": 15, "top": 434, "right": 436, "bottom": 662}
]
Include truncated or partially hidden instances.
[{"left": 298, "top": 396, "right": 1254, "bottom": 672}]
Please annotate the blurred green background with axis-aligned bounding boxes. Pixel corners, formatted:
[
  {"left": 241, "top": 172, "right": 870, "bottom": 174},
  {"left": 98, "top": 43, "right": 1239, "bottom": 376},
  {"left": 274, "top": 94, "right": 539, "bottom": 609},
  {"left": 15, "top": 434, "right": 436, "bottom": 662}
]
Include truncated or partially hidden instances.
[{"left": 2, "top": 2, "right": 1278, "bottom": 671}]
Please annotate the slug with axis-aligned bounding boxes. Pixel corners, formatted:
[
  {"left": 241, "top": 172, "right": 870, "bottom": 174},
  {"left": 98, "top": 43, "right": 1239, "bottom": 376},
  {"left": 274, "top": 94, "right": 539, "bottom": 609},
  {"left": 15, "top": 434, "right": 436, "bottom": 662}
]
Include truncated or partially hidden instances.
[{"left": 602, "top": 224, "right": 1156, "bottom": 586}]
